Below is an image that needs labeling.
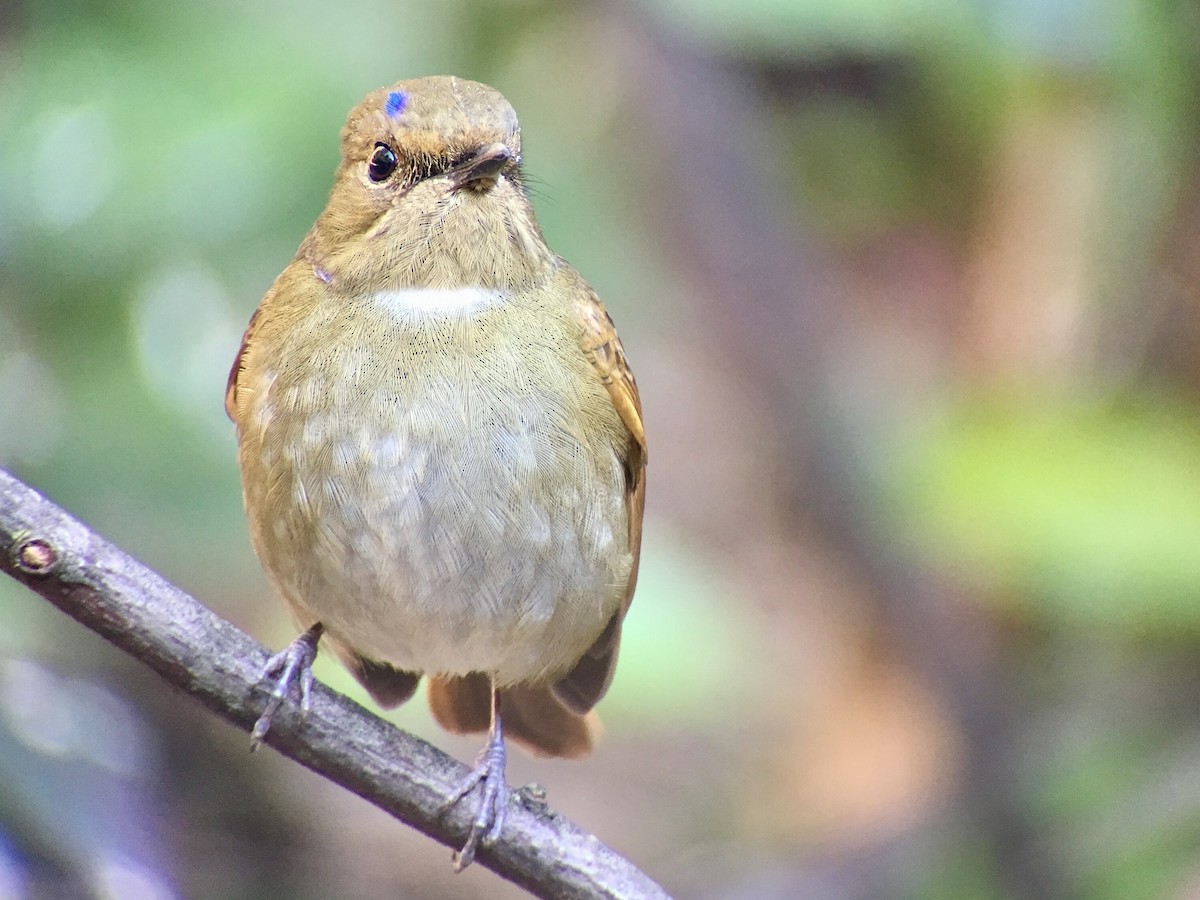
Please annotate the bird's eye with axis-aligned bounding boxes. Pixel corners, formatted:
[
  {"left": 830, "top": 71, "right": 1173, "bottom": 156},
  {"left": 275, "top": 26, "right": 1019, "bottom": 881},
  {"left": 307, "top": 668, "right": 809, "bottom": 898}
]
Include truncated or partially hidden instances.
[{"left": 368, "top": 143, "right": 399, "bottom": 182}]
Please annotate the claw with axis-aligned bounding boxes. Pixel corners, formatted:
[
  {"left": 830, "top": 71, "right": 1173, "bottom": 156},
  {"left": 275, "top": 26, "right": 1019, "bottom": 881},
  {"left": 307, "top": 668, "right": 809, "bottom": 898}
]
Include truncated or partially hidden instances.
[
  {"left": 446, "top": 689, "right": 509, "bottom": 870},
  {"left": 251, "top": 623, "right": 323, "bottom": 750}
]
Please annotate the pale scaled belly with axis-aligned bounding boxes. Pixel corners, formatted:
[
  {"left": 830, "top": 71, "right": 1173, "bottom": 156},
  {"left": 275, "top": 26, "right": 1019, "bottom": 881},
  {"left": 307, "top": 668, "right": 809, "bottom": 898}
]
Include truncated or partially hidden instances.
[{"left": 243, "top": 367, "right": 631, "bottom": 686}]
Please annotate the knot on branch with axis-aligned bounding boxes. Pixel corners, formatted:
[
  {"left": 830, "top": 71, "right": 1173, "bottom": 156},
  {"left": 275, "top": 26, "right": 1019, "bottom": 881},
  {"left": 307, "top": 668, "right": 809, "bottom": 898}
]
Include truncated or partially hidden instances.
[{"left": 13, "top": 537, "right": 58, "bottom": 575}]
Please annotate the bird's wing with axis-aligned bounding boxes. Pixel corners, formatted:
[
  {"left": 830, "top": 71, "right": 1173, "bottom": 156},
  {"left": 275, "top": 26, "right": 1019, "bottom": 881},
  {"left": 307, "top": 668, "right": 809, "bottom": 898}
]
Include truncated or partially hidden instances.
[
  {"left": 225, "top": 308, "right": 261, "bottom": 422},
  {"left": 551, "top": 286, "right": 646, "bottom": 715},
  {"left": 575, "top": 286, "right": 646, "bottom": 613}
]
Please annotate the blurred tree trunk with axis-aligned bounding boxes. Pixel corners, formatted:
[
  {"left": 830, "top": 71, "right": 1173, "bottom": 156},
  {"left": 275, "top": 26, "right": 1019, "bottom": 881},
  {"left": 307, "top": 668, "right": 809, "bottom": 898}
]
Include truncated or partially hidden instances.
[{"left": 605, "top": 3, "right": 1064, "bottom": 895}]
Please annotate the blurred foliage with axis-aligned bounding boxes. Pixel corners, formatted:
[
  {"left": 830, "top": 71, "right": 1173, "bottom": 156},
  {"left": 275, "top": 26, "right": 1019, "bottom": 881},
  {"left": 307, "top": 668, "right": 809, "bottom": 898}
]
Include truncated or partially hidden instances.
[{"left": 899, "top": 396, "right": 1200, "bottom": 630}]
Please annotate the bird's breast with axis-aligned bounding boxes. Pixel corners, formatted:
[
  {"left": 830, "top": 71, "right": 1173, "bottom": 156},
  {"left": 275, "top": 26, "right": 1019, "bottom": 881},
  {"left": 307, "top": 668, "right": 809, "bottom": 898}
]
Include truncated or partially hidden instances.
[{"left": 236, "top": 287, "right": 631, "bottom": 684}]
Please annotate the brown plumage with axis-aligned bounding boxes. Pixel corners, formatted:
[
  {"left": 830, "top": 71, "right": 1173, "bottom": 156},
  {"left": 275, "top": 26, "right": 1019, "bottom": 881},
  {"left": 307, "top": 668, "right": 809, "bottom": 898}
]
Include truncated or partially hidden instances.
[{"left": 226, "top": 76, "right": 645, "bottom": 864}]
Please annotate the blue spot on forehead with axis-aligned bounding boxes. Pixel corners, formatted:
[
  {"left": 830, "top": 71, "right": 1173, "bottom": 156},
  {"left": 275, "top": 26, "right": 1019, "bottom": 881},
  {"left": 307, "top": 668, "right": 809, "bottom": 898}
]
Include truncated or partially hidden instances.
[{"left": 385, "top": 91, "right": 408, "bottom": 118}]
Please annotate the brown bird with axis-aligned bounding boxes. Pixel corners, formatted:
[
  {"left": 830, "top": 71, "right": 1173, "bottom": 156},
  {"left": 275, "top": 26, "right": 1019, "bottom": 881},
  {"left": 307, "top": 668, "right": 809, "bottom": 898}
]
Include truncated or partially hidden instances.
[{"left": 225, "top": 76, "right": 645, "bottom": 867}]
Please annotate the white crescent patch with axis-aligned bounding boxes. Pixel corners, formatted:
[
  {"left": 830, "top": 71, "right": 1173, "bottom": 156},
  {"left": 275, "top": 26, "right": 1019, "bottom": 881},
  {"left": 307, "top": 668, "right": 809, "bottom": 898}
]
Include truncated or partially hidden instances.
[{"left": 372, "top": 286, "right": 505, "bottom": 317}]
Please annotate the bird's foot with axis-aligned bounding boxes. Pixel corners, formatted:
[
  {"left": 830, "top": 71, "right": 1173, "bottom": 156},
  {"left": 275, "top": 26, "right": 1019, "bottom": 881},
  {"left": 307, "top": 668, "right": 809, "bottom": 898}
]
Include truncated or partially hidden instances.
[
  {"left": 447, "top": 730, "right": 509, "bottom": 870},
  {"left": 251, "top": 623, "right": 323, "bottom": 749}
]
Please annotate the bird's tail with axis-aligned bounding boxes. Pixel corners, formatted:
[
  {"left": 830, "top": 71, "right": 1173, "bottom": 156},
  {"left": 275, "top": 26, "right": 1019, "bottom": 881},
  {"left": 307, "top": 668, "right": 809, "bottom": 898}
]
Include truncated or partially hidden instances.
[{"left": 427, "top": 674, "right": 597, "bottom": 759}]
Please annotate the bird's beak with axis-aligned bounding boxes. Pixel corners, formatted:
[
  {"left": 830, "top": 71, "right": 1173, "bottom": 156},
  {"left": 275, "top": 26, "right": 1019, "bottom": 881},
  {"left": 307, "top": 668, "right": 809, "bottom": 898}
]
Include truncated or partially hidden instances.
[{"left": 450, "top": 143, "right": 513, "bottom": 190}]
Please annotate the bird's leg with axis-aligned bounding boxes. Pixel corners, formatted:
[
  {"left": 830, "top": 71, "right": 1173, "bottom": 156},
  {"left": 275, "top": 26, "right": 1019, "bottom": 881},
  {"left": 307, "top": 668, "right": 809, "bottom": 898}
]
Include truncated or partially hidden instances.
[
  {"left": 251, "top": 622, "right": 324, "bottom": 749},
  {"left": 447, "top": 683, "right": 509, "bottom": 870}
]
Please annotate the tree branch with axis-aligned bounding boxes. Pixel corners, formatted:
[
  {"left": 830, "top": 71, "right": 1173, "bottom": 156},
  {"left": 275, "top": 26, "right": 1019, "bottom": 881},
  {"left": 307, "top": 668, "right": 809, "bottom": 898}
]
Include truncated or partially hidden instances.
[{"left": 0, "top": 468, "right": 668, "bottom": 900}]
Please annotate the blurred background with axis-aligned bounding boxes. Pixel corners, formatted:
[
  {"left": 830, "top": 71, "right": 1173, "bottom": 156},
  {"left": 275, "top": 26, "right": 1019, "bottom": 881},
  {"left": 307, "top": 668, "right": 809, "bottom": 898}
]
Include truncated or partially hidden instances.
[{"left": 2, "top": 0, "right": 1200, "bottom": 897}]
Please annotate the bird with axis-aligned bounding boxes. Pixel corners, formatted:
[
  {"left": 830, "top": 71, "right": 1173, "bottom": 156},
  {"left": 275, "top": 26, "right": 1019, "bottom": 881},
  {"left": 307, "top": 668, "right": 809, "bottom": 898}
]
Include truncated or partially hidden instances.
[{"left": 225, "top": 75, "right": 646, "bottom": 868}]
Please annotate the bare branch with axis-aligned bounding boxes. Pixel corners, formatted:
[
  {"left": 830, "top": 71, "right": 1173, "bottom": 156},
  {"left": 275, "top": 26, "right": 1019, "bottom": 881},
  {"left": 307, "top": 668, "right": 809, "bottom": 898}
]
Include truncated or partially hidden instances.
[{"left": 0, "top": 468, "right": 669, "bottom": 900}]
